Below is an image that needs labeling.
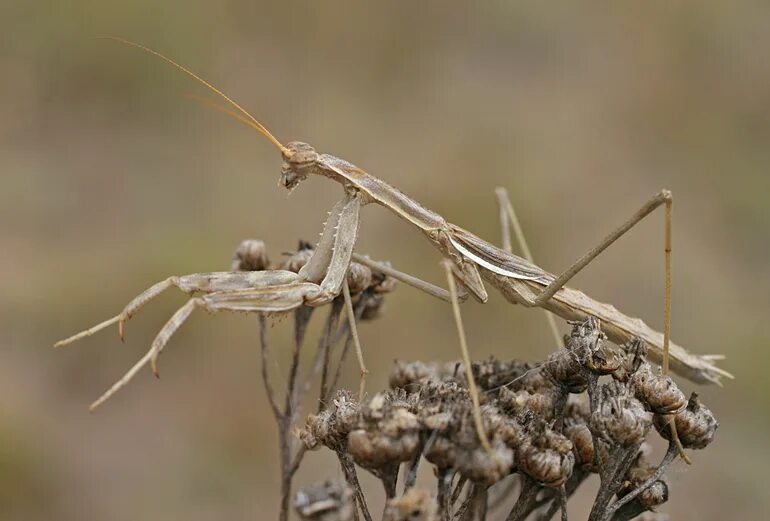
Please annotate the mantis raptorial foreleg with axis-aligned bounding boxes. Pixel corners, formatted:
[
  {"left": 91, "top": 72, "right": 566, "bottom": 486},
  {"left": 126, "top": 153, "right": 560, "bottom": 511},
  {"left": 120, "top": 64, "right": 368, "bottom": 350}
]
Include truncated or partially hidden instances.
[
  {"left": 299, "top": 197, "right": 348, "bottom": 283},
  {"left": 296, "top": 192, "right": 369, "bottom": 393},
  {"left": 494, "top": 187, "right": 562, "bottom": 347}
]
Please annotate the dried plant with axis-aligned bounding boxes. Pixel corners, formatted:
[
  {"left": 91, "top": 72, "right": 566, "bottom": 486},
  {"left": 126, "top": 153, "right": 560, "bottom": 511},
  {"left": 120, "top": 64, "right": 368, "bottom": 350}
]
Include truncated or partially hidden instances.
[
  {"left": 232, "top": 239, "right": 397, "bottom": 521},
  {"left": 295, "top": 317, "right": 718, "bottom": 521}
]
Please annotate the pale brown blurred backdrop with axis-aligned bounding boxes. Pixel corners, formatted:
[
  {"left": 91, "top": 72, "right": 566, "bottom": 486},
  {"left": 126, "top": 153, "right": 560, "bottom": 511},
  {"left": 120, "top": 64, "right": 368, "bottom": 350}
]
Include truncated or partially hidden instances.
[{"left": 1, "top": 2, "right": 769, "bottom": 520}]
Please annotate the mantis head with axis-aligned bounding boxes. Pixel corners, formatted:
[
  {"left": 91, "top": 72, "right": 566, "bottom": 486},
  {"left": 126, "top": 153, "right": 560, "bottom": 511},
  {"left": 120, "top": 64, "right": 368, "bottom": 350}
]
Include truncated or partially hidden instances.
[{"left": 280, "top": 142, "right": 318, "bottom": 190}]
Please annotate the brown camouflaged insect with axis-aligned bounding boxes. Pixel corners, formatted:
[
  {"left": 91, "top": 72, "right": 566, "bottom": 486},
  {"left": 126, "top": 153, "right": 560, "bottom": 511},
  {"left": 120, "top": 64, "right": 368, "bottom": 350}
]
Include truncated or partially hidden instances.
[{"left": 56, "top": 40, "right": 730, "bottom": 441}]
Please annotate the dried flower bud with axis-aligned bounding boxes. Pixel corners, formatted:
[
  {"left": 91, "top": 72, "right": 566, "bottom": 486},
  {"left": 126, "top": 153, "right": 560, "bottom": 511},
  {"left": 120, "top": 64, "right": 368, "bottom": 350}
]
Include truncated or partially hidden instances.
[
  {"left": 369, "top": 264, "right": 398, "bottom": 294},
  {"left": 498, "top": 387, "right": 557, "bottom": 420},
  {"left": 563, "top": 395, "right": 591, "bottom": 425},
  {"left": 563, "top": 317, "right": 620, "bottom": 375},
  {"left": 471, "top": 357, "right": 538, "bottom": 392},
  {"left": 654, "top": 393, "right": 718, "bottom": 449},
  {"left": 360, "top": 293, "right": 386, "bottom": 321},
  {"left": 631, "top": 363, "right": 687, "bottom": 415},
  {"left": 347, "top": 392, "right": 421, "bottom": 471},
  {"left": 618, "top": 466, "right": 669, "bottom": 509},
  {"left": 382, "top": 488, "right": 437, "bottom": 521},
  {"left": 543, "top": 349, "right": 587, "bottom": 392},
  {"left": 564, "top": 423, "right": 596, "bottom": 471},
  {"left": 231, "top": 239, "right": 269, "bottom": 271},
  {"left": 592, "top": 384, "right": 652, "bottom": 446},
  {"left": 390, "top": 360, "right": 439, "bottom": 390},
  {"left": 280, "top": 243, "right": 315, "bottom": 273},
  {"left": 455, "top": 440, "right": 514, "bottom": 485},
  {"left": 299, "top": 390, "right": 359, "bottom": 452},
  {"left": 294, "top": 480, "right": 355, "bottom": 521},
  {"left": 424, "top": 435, "right": 457, "bottom": 471},
  {"left": 346, "top": 262, "right": 372, "bottom": 296},
  {"left": 517, "top": 421, "right": 574, "bottom": 487}
]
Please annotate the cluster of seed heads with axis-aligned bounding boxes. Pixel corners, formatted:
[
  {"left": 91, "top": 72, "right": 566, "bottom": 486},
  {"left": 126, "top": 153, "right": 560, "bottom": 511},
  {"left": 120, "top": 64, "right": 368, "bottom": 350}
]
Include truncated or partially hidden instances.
[{"left": 294, "top": 317, "right": 717, "bottom": 521}]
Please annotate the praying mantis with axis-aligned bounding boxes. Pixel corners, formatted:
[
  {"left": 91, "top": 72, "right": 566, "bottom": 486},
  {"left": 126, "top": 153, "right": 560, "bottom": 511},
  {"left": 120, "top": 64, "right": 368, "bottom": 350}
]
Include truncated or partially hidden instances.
[{"left": 55, "top": 39, "right": 730, "bottom": 422}]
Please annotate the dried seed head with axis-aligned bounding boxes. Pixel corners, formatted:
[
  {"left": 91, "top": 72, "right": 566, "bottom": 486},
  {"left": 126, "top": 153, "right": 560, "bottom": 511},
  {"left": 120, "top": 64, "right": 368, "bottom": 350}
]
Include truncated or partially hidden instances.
[
  {"left": 563, "top": 395, "right": 591, "bottom": 425},
  {"left": 498, "top": 387, "right": 557, "bottom": 420},
  {"left": 346, "top": 262, "right": 372, "bottom": 296},
  {"left": 654, "top": 392, "right": 718, "bottom": 449},
  {"left": 517, "top": 421, "right": 575, "bottom": 487},
  {"left": 280, "top": 243, "right": 315, "bottom": 273},
  {"left": 347, "top": 392, "right": 421, "bottom": 470},
  {"left": 565, "top": 317, "right": 619, "bottom": 375},
  {"left": 382, "top": 488, "right": 438, "bottom": 521},
  {"left": 618, "top": 466, "right": 669, "bottom": 509},
  {"left": 631, "top": 363, "right": 687, "bottom": 415},
  {"left": 543, "top": 349, "right": 587, "bottom": 392},
  {"left": 564, "top": 423, "right": 596, "bottom": 471},
  {"left": 424, "top": 435, "right": 457, "bottom": 470},
  {"left": 299, "top": 390, "right": 359, "bottom": 452},
  {"left": 455, "top": 439, "right": 514, "bottom": 484},
  {"left": 592, "top": 384, "right": 652, "bottom": 446},
  {"left": 369, "top": 263, "right": 398, "bottom": 294},
  {"left": 471, "top": 357, "right": 540, "bottom": 393},
  {"left": 360, "top": 293, "right": 386, "bottom": 321},
  {"left": 231, "top": 239, "right": 269, "bottom": 271},
  {"left": 390, "top": 360, "right": 440, "bottom": 390},
  {"left": 294, "top": 480, "right": 355, "bottom": 521}
]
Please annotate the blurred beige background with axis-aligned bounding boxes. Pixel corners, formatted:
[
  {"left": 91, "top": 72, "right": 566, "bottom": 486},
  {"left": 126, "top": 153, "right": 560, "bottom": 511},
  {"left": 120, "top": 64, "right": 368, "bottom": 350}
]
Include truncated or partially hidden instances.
[{"left": 1, "top": 1, "right": 768, "bottom": 520}]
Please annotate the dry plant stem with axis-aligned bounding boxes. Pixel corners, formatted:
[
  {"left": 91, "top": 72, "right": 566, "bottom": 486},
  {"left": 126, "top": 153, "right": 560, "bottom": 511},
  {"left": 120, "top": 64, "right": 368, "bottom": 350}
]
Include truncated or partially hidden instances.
[
  {"left": 609, "top": 501, "right": 647, "bottom": 521},
  {"left": 604, "top": 442, "right": 678, "bottom": 519},
  {"left": 488, "top": 476, "right": 520, "bottom": 512},
  {"left": 338, "top": 451, "right": 373, "bottom": 521},
  {"left": 442, "top": 260, "right": 493, "bottom": 454},
  {"left": 259, "top": 310, "right": 313, "bottom": 521},
  {"left": 450, "top": 476, "right": 469, "bottom": 509},
  {"left": 588, "top": 444, "right": 643, "bottom": 521},
  {"left": 495, "top": 187, "right": 561, "bottom": 347},
  {"left": 559, "top": 485, "right": 568, "bottom": 521},
  {"left": 437, "top": 470, "right": 455, "bottom": 521},
  {"left": 453, "top": 483, "right": 487, "bottom": 521},
  {"left": 506, "top": 476, "right": 541, "bottom": 521},
  {"left": 258, "top": 315, "right": 281, "bottom": 420},
  {"left": 403, "top": 444, "right": 423, "bottom": 492}
]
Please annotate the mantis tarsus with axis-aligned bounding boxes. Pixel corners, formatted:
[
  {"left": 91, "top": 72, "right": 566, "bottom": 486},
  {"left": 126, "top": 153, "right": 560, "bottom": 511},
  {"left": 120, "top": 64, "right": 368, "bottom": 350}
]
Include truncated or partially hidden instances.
[{"left": 56, "top": 39, "right": 730, "bottom": 427}]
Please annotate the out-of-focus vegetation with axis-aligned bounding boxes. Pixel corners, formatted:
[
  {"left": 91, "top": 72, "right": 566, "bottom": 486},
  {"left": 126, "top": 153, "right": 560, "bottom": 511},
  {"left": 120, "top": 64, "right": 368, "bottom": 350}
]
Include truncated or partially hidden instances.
[{"left": 1, "top": 1, "right": 768, "bottom": 520}]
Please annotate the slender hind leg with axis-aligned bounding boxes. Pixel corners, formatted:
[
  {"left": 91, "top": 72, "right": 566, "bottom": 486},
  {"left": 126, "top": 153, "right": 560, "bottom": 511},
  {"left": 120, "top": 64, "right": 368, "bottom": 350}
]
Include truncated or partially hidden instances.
[
  {"left": 527, "top": 189, "right": 688, "bottom": 463},
  {"left": 494, "top": 187, "right": 562, "bottom": 347},
  {"left": 532, "top": 189, "right": 673, "bottom": 372}
]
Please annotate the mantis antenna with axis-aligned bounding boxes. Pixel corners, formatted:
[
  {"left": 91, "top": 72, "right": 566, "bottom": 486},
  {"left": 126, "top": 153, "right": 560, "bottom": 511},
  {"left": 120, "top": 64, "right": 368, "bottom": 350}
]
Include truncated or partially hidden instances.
[{"left": 103, "top": 37, "right": 291, "bottom": 157}]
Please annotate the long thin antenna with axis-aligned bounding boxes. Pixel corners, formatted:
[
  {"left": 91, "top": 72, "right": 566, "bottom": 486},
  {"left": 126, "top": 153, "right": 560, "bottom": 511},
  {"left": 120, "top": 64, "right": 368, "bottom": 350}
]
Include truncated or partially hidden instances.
[{"left": 103, "top": 37, "right": 290, "bottom": 156}]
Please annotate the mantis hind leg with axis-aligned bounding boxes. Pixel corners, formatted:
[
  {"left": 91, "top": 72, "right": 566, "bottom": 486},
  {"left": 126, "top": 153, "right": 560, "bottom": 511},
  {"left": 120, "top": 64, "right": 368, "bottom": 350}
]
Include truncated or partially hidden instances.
[
  {"left": 531, "top": 189, "right": 674, "bottom": 373},
  {"left": 494, "top": 187, "right": 562, "bottom": 347}
]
